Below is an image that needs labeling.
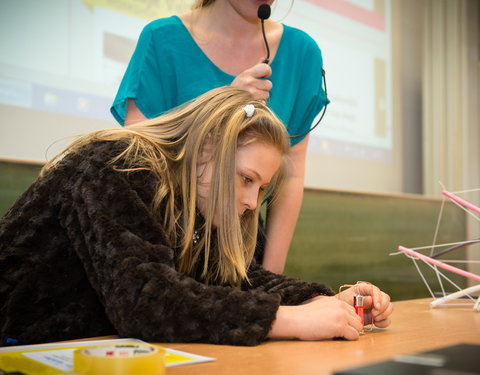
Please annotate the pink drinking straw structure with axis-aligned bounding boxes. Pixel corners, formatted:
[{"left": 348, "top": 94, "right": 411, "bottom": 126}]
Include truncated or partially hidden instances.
[
  {"left": 442, "top": 190, "right": 480, "bottom": 214},
  {"left": 397, "top": 246, "right": 480, "bottom": 282},
  {"left": 398, "top": 189, "right": 480, "bottom": 309}
]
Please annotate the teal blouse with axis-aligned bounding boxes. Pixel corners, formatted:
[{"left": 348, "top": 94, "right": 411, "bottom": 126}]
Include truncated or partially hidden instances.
[{"left": 111, "top": 16, "right": 327, "bottom": 146}]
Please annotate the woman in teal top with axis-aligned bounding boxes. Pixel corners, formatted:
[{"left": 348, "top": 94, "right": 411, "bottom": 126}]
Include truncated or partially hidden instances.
[{"left": 111, "top": 0, "right": 328, "bottom": 274}]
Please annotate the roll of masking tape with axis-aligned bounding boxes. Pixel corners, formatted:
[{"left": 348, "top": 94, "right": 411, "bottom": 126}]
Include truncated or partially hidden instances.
[{"left": 73, "top": 343, "right": 165, "bottom": 375}]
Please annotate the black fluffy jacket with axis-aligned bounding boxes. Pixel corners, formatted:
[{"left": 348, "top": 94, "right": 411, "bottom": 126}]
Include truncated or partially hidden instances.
[{"left": 0, "top": 141, "right": 333, "bottom": 346}]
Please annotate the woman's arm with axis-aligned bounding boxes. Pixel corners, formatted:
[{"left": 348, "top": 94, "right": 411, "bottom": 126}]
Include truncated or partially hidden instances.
[
  {"left": 262, "top": 136, "right": 309, "bottom": 273},
  {"left": 125, "top": 99, "right": 147, "bottom": 125}
]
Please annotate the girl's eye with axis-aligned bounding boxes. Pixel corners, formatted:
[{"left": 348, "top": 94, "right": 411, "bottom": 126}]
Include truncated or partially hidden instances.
[{"left": 242, "top": 175, "right": 252, "bottom": 184}]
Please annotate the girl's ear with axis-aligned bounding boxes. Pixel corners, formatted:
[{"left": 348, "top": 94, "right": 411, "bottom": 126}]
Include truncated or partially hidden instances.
[{"left": 197, "top": 132, "right": 214, "bottom": 165}]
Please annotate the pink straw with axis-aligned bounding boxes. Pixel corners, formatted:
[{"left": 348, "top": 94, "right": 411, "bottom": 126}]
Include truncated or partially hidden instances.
[
  {"left": 442, "top": 190, "right": 480, "bottom": 214},
  {"left": 398, "top": 245, "right": 480, "bottom": 282}
]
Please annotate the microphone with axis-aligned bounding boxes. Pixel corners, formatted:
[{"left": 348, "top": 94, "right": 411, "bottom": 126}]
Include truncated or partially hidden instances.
[{"left": 257, "top": 4, "right": 271, "bottom": 64}]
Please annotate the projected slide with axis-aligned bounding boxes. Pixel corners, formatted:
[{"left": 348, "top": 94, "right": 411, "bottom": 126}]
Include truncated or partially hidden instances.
[{"left": 0, "top": 0, "right": 190, "bottom": 121}]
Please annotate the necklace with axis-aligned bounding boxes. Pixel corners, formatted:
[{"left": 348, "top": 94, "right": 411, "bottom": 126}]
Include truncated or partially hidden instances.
[{"left": 193, "top": 230, "right": 200, "bottom": 245}]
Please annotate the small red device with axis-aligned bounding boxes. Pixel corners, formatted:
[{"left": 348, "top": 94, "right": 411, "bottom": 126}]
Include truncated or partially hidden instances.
[{"left": 353, "top": 295, "right": 364, "bottom": 326}]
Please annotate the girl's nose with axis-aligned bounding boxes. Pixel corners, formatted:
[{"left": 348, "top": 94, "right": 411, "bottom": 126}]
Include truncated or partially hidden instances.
[{"left": 242, "top": 189, "right": 258, "bottom": 212}]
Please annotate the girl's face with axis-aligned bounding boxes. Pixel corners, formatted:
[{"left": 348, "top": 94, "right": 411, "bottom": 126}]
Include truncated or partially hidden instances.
[{"left": 197, "top": 141, "right": 282, "bottom": 225}]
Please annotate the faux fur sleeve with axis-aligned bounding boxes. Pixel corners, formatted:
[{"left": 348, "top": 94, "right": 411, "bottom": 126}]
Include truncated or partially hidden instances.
[
  {"left": 244, "top": 262, "right": 335, "bottom": 304},
  {"left": 60, "top": 143, "right": 281, "bottom": 346}
]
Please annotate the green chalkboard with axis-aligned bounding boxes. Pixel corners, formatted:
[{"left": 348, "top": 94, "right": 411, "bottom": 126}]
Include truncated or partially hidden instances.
[
  {"left": 0, "top": 161, "right": 42, "bottom": 216},
  {"left": 286, "top": 189, "right": 467, "bottom": 300}
]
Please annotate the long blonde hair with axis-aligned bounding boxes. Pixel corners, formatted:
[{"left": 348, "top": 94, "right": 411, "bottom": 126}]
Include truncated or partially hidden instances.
[{"left": 42, "top": 86, "right": 289, "bottom": 286}]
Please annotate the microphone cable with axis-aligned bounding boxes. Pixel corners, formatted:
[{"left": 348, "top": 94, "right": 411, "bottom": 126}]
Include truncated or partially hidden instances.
[
  {"left": 289, "top": 68, "right": 329, "bottom": 139},
  {"left": 257, "top": 4, "right": 271, "bottom": 64},
  {"left": 257, "top": 4, "right": 329, "bottom": 139}
]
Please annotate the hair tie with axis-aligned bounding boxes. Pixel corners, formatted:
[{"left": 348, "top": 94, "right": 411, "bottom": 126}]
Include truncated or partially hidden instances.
[{"left": 243, "top": 104, "right": 255, "bottom": 118}]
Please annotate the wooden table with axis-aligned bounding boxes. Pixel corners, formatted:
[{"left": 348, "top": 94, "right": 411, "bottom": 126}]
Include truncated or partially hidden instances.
[{"left": 154, "top": 298, "right": 480, "bottom": 374}]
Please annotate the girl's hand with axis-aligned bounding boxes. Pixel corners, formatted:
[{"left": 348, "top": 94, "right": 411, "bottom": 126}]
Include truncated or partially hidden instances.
[
  {"left": 269, "top": 296, "right": 364, "bottom": 341},
  {"left": 337, "top": 282, "right": 393, "bottom": 328}
]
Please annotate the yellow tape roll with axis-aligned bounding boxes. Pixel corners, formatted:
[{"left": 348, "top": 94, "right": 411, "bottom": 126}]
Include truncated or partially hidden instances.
[{"left": 73, "top": 343, "right": 165, "bottom": 375}]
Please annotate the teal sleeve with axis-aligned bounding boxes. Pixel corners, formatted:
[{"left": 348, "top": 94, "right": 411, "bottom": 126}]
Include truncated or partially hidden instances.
[
  {"left": 111, "top": 19, "right": 329, "bottom": 142},
  {"left": 288, "top": 35, "right": 328, "bottom": 145},
  {"left": 111, "top": 23, "right": 173, "bottom": 125},
  {"left": 269, "top": 27, "right": 328, "bottom": 146}
]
